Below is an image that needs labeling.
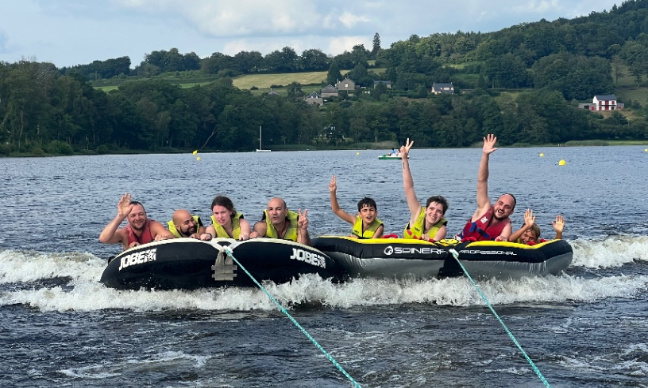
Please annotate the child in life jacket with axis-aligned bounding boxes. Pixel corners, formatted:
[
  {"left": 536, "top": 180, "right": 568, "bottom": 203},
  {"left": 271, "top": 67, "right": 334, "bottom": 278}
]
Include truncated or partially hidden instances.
[
  {"left": 328, "top": 175, "right": 384, "bottom": 238},
  {"left": 509, "top": 209, "right": 565, "bottom": 245}
]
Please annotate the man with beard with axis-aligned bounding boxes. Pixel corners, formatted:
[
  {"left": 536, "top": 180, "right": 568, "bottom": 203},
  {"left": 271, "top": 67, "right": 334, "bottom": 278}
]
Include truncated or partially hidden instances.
[
  {"left": 99, "top": 193, "right": 174, "bottom": 250},
  {"left": 167, "top": 209, "right": 205, "bottom": 239},
  {"left": 457, "top": 134, "right": 516, "bottom": 242},
  {"left": 250, "top": 197, "right": 311, "bottom": 245}
]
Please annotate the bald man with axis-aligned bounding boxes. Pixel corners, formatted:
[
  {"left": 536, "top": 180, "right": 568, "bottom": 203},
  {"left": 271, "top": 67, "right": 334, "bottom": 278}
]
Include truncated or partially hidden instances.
[
  {"left": 100, "top": 193, "right": 175, "bottom": 250},
  {"left": 250, "top": 197, "right": 310, "bottom": 246},
  {"left": 167, "top": 209, "right": 205, "bottom": 239}
]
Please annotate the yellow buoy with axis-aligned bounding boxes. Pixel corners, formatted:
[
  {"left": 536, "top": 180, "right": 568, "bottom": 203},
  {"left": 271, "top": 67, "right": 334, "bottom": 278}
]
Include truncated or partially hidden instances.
[
  {"left": 356, "top": 152, "right": 360, "bottom": 156},
  {"left": 196, "top": 156, "right": 201, "bottom": 161},
  {"left": 539, "top": 153, "right": 544, "bottom": 157},
  {"left": 192, "top": 150, "right": 198, "bottom": 155},
  {"left": 558, "top": 159, "right": 566, "bottom": 166},
  {"left": 644, "top": 148, "right": 647, "bottom": 153}
]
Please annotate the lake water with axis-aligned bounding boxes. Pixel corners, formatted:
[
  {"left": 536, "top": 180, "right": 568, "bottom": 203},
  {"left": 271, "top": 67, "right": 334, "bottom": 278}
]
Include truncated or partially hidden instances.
[{"left": 1, "top": 146, "right": 648, "bottom": 387}]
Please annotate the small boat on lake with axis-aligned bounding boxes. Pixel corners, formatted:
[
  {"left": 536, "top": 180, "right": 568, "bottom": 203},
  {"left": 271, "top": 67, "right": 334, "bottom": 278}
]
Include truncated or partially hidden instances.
[
  {"left": 255, "top": 125, "right": 271, "bottom": 152},
  {"left": 378, "top": 153, "right": 408, "bottom": 160},
  {"left": 100, "top": 238, "right": 340, "bottom": 290},
  {"left": 312, "top": 236, "right": 573, "bottom": 280}
]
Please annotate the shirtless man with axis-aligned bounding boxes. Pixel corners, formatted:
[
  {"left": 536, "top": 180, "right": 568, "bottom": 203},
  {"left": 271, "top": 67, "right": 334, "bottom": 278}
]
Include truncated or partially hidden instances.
[
  {"left": 457, "top": 134, "right": 515, "bottom": 241},
  {"left": 99, "top": 193, "right": 174, "bottom": 250},
  {"left": 250, "top": 197, "right": 310, "bottom": 245}
]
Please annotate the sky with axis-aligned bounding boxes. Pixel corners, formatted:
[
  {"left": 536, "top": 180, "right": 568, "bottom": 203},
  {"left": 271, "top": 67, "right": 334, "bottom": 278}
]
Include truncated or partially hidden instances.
[{"left": 0, "top": 0, "right": 624, "bottom": 69}]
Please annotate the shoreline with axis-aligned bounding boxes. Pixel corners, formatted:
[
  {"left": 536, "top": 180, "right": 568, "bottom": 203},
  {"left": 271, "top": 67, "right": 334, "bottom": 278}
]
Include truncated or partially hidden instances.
[{"left": 2, "top": 139, "right": 648, "bottom": 158}]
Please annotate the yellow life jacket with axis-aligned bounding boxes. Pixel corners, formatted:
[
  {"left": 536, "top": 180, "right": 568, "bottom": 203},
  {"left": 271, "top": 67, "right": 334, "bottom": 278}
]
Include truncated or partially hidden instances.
[
  {"left": 168, "top": 215, "right": 201, "bottom": 238},
  {"left": 403, "top": 209, "right": 447, "bottom": 240},
  {"left": 264, "top": 210, "right": 298, "bottom": 241},
  {"left": 210, "top": 212, "right": 243, "bottom": 239},
  {"left": 351, "top": 215, "right": 383, "bottom": 238}
]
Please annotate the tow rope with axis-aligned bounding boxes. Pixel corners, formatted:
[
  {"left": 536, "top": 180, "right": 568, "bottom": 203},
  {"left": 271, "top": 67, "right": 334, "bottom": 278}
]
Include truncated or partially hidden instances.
[
  {"left": 223, "top": 246, "right": 362, "bottom": 388},
  {"left": 449, "top": 248, "right": 551, "bottom": 387}
]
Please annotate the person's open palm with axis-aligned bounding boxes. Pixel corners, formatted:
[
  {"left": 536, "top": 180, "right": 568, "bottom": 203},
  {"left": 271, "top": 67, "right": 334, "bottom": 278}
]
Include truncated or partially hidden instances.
[{"left": 483, "top": 134, "right": 498, "bottom": 155}]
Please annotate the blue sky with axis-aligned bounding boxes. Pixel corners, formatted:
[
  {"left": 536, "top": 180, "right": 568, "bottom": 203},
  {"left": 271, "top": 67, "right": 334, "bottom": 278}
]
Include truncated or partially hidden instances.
[{"left": 0, "top": 0, "right": 622, "bottom": 68}]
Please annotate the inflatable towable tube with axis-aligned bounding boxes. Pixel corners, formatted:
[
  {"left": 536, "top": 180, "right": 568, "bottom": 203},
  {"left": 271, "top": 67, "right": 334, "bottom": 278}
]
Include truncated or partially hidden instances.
[
  {"left": 311, "top": 236, "right": 573, "bottom": 280},
  {"left": 100, "top": 237, "right": 341, "bottom": 290}
]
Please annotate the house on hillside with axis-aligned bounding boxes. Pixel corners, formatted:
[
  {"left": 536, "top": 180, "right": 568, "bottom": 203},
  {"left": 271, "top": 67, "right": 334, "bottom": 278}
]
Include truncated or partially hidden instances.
[
  {"left": 335, "top": 77, "right": 356, "bottom": 91},
  {"left": 373, "top": 80, "right": 392, "bottom": 89},
  {"left": 321, "top": 84, "right": 338, "bottom": 98},
  {"left": 267, "top": 88, "right": 280, "bottom": 96},
  {"left": 431, "top": 82, "right": 454, "bottom": 95},
  {"left": 304, "top": 92, "right": 323, "bottom": 107},
  {"left": 578, "top": 94, "right": 624, "bottom": 111}
]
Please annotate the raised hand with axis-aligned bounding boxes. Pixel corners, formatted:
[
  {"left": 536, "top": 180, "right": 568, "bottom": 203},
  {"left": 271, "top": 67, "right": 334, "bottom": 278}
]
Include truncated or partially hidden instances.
[
  {"left": 524, "top": 209, "right": 536, "bottom": 227},
  {"left": 298, "top": 209, "right": 309, "bottom": 231},
  {"left": 117, "top": 193, "right": 134, "bottom": 217},
  {"left": 328, "top": 175, "right": 337, "bottom": 193},
  {"left": 400, "top": 138, "right": 414, "bottom": 157},
  {"left": 552, "top": 215, "right": 565, "bottom": 233},
  {"left": 483, "top": 134, "right": 498, "bottom": 156}
]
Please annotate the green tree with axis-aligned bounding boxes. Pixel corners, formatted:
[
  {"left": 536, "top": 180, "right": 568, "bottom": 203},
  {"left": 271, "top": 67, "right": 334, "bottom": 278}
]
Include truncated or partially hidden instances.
[
  {"left": 371, "top": 33, "right": 381, "bottom": 59},
  {"left": 300, "top": 49, "right": 329, "bottom": 71},
  {"left": 326, "top": 61, "right": 343, "bottom": 85}
]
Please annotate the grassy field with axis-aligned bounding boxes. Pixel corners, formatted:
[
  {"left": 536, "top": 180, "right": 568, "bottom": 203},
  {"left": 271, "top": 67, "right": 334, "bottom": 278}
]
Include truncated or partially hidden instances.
[
  {"left": 611, "top": 63, "right": 648, "bottom": 106},
  {"left": 231, "top": 70, "right": 351, "bottom": 89}
]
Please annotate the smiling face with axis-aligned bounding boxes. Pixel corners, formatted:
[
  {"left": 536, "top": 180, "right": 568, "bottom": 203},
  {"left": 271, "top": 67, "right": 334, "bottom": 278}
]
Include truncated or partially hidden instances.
[
  {"left": 493, "top": 194, "right": 515, "bottom": 220},
  {"left": 267, "top": 198, "right": 288, "bottom": 226},
  {"left": 425, "top": 201, "right": 445, "bottom": 226},
  {"left": 176, "top": 212, "right": 197, "bottom": 236},
  {"left": 127, "top": 204, "right": 147, "bottom": 230},
  {"left": 358, "top": 204, "right": 377, "bottom": 225},
  {"left": 520, "top": 229, "right": 538, "bottom": 244},
  {"left": 212, "top": 205, "right": 233, "bottom": 227}
]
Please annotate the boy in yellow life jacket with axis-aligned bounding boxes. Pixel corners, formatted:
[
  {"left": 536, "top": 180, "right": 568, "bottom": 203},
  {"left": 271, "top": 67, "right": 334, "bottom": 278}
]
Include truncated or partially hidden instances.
[{"left": 328, "top": 175, "right": 384, "bottom": 239}]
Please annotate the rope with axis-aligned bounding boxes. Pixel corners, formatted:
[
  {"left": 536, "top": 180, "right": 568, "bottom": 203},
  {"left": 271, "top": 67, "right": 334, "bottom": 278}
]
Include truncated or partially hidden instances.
[
  {"left": 448, "top": 249, "right": 551, "bottom": 387},
  {"left": 223, "top": 247, "right": 362, "bottom": 388}
]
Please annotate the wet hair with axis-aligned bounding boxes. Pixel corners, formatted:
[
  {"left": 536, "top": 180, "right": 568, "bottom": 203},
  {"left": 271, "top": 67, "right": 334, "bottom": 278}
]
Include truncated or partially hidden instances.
[
  {"left": 529, "top": 223, "right": 541, "bottom": 239},
  {"left": 211, "top": 195, "right": 236, "bottom": 218},
  {"left": 501, "top": 193, "right": 517, "bottom": 211},
  {"left": 425, "top": 196, "right": 448, "bottom": 215},
  {"left": 129, "top": 200, "right": 146, "bottom": 213},
  {"left": 357, "top": 197, "right": 377, "bottom": 212}
]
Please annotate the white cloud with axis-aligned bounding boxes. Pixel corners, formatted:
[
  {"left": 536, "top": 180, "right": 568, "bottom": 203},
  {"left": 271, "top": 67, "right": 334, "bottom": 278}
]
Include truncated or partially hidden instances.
[
  {"left": 327, "top": 36, "right": 372, "bottom": 55},
  {"left": 116, "top": 0, "right": 323, "bottom": 36},
  {"left": 0, "top": 0, "right": 624, "bottom": 67},
  {"left": 338, "top": 12, "right": 370, "bottom": 29}
]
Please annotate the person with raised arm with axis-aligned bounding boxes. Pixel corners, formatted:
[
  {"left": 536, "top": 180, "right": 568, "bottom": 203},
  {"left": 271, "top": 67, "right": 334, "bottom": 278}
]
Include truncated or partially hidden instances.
[
  {"left": 509, "top": 209, "right": 566, "bottom": 245},
  {"left": 456, "top": 134, "right": 515, "bottom": 242},
  {"left": 99, "top": 193, "right": 174, "bottom": 250},
  {"left": 250, "top": 197, "right": 311, "bottom": 246},
  {"left": 400, "top": 138, "right": 449, "bottom": 242},
  {"left": 328, "top": 175, "right": 384, "bottom": 238}
]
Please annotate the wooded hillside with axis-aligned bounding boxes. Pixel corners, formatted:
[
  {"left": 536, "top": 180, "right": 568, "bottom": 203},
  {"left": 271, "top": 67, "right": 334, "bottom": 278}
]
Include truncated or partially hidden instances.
[{"left": 2, "top": 0, "right": 648, "bottom": 156}]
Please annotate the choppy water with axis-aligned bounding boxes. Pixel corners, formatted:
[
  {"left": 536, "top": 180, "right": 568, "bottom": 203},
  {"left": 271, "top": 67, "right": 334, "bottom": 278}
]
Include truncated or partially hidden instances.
[{"left": 1, "top": 146, "right": 648, "bottom": 387}]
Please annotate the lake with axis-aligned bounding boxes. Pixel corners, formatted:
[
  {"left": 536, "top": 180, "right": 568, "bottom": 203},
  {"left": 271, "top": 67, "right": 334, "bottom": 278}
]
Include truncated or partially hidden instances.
[{"left": 1, "top": 146, "right": 647, "bottom": 387}]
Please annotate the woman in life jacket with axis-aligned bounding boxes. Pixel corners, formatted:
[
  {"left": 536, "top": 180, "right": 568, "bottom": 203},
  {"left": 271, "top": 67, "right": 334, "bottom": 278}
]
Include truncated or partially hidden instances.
[
  {"left": 200, "top": 195, "right": 251, "bottom": 240},
  {"left": 400, "top": 138, "right": 449, "bottom": 242}
]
